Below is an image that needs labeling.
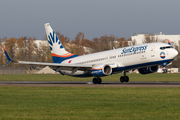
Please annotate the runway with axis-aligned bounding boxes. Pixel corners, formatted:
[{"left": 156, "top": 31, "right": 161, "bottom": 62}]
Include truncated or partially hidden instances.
[{"left": 0, "top": 81, "right": 180, "bottom": 87}]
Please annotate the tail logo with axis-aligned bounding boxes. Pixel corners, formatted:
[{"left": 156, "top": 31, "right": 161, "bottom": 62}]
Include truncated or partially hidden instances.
[{"left": 48, "top": 31, "right": 64, "bottom": 51}]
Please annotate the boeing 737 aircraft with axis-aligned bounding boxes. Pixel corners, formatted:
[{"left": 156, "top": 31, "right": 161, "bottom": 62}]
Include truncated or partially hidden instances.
[{"left": 3, "top": 23, "right": 178, "bottom": 84}]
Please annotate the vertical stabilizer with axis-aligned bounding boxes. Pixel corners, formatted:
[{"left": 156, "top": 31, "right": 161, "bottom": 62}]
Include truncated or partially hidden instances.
[
  {"left": 167, "top": 39, "right": 172, "bottom": 46},
  {"left": 44, "top": 23, "right": 78, "bottom": 63}
]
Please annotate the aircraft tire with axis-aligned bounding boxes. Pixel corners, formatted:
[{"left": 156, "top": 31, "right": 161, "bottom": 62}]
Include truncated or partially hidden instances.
[
  {"left": 97, "top": 78, "right": 102, "bottom": 84},
  {"left": 93, "top": 78, "right": 98, "bottom": 84},
  {"left": 125, "top": 76, "right": 129, "bottom": 82},
  {"left": 120, "top": 76, "right": 125, "bottom": 83}
]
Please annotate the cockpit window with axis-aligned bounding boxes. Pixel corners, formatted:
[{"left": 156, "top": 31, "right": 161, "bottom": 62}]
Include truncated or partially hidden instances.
[{"left": 160, "top": 46, "right": 173, "bottom": 50}]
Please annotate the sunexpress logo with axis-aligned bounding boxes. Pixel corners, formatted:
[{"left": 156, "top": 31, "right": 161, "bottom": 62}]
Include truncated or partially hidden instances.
[
  {"left": 48, "top": 31, "right": 64, "bottom": 51},
  {"left": 121, "top": 45, "right": 148, "bottom": 54}
]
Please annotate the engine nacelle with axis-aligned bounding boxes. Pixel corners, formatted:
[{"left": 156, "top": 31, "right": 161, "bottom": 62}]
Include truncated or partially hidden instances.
[
  {"left": 91, "top": 64, "right": 112, "bottom": 77},
  {"left": 138, "top": 66, "right": 158, "bottom": 75}
]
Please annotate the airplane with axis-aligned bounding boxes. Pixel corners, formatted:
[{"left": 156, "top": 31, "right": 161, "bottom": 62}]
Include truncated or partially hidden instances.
[{"left": 2, "top": 23, "right": 178, "bottom": 84}]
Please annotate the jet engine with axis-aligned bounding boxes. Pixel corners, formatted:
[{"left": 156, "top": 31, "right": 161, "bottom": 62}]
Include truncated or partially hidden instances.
[
  {"left": 91, "top": 64, "right": 112, "bottom": 77},
  {"left": 138, "top": 66, "right": 158, "bottom": 74}
]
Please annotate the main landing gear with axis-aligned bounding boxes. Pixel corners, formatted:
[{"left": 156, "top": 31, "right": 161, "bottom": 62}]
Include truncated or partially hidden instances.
[
  {"left": 92, "top": 72, "right": 129, "bottom": 84},
  {"left": 92, "top": 77, "right": 102, "bottom": 84},
  {"left": 120, "top": 71, "right": 129, "bottom": 83}
]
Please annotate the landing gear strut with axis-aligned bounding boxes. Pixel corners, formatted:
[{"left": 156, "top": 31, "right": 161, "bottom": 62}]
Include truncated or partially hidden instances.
[
  {"left": 92, "top": 77, "right": 102, "bottom": 84},
  {"left": 120, "top": 71, "right": 129, "bottom": 83}
]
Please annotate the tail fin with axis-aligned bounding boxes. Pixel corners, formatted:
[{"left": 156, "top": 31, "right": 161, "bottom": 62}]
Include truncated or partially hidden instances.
[{"left": 44, "top": 23, "right": 78, "bottom": 63}]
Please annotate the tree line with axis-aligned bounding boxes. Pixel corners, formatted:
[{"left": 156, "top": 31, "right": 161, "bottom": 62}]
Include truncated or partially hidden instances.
[
  {"left": 0, "top": 37, "right": 52, "bottom": 66},
  {"left": 0, "top": 32, "right": 129, "bottom": 67},
  {"left": 0, "top": 32, "right": 180, "bottom": 68}
]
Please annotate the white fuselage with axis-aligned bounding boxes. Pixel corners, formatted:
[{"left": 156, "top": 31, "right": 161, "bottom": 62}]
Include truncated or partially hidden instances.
[{"left": 59, "top": 43, "right": 177, "bottom": 77}]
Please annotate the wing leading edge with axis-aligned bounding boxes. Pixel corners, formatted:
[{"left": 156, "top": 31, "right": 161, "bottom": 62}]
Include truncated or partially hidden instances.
[{"left": 18, "top": 61, "right": 92, "bottom": 68}]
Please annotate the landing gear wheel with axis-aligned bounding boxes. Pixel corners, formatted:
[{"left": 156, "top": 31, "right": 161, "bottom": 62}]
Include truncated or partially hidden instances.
[
  {"left": 120, "top": 76, "right": 125, "bottom": 83},
  {"left": 93, "top": 78, "right": 102, "bottom": 84},
  {"left": 97, "top": 78, "right": 102, "bottom": 84},
  {"left": 93, "top": 78, "right": 98, "bottom": 84},
  {"left": 124, "top": 76, "right": 129, "bottom": 82},
  {"left": 120, "top": 71, "right": 130, "bottom": 83}
]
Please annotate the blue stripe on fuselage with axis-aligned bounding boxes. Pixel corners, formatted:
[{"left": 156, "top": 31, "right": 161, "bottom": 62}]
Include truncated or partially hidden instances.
[{"left": 112, "top": 59, "right": 173, "bottom": 73}]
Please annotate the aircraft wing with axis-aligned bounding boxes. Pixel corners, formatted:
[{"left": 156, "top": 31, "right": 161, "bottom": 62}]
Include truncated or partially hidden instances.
[
  {"left": 2, "top": 47, "right": 92, "bottom": 69},
  {"left": 2, "top": 46, "right": 120, "bottom": 73},
  {"left": 18, "top": 61, "right": 92, "bottom": 68},
  {"left": 18, "top": 61, "right": 119, "bottom": 68},
  {"left": 18, "top": 61, "right": 121, "bottom": 75}
]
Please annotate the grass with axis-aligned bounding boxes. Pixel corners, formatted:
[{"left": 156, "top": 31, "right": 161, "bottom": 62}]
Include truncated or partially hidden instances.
[
  {"left": 0, "top": 73, "right": 180, "bottom": 119},
  {"left": 0, "top": 87, "right": 180, "bottom": 120},
  {"left": 0, "top": 73, "right": 180, "bottom": 81}
]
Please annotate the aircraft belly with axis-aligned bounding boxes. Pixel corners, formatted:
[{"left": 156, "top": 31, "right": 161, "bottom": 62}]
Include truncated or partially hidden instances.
[{"left": 60, "top": 70, "right": 92, "bottom": 77}]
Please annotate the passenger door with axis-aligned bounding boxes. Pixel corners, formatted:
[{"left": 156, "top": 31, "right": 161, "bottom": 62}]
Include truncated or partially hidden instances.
[{"left": 151, "top": 46, "right": 155, "bottom": 57}]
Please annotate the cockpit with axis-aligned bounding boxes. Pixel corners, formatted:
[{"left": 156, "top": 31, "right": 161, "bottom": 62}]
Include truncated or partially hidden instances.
[{"left": 160, "top": 46, "right": 173, "bottom": 50}]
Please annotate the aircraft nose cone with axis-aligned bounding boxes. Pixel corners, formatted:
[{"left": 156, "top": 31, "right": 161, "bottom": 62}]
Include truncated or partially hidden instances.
[{"left": 173, "top": 49, "right": 178, "bottom": 57}]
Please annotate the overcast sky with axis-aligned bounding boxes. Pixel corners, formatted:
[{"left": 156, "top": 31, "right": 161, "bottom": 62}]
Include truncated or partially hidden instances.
[{"left": 0, "top": 0, "right": 180, "bottom": 40}]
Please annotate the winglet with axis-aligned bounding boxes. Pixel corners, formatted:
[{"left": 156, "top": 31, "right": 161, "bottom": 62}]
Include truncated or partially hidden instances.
[
  {"left": 2, "top": 47, "right": 5, "bottom": 51},
  {"left": 2, "top": 47, "right": 16, "bottom": 67},
  {"left": 167, "top": 39, "right": 171, "bottom": 46},
  {"left": 2, "top": 47, "right": 12, "bottom": 61}
]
